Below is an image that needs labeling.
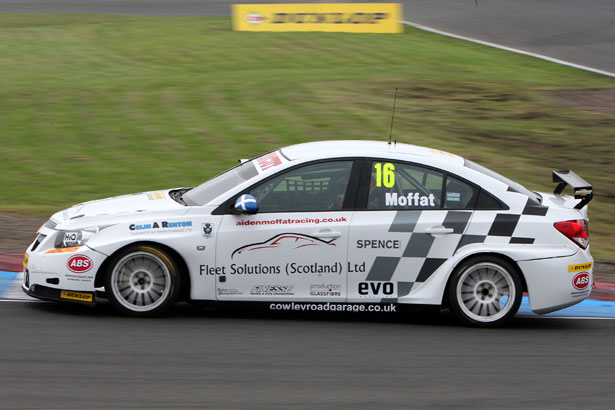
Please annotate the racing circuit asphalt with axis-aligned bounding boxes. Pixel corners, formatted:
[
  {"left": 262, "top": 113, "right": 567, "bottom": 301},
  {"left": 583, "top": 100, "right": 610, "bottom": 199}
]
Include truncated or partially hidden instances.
[
  {"left": 0, "top": 301, "right": 614, "bottom": 409},
  {"left": 0, "top": 0, "right": 613, "bottom": 73}
]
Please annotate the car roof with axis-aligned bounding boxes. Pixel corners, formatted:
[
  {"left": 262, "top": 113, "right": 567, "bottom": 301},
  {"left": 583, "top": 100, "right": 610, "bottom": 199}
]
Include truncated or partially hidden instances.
[{"left": 280, "top": 140, "right": 465, "bottom": 166}]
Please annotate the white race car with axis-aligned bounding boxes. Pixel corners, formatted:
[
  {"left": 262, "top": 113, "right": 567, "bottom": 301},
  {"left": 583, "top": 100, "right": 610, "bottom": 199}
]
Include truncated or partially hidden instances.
[{"left": 23, "top": 141, "right": 594, "bottom": 326}]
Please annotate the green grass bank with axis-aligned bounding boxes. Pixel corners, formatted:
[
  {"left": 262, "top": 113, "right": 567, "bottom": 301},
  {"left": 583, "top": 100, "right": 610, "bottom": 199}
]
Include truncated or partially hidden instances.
[{"left": 0, "top": 14, "right": 613, "bottom": 259}]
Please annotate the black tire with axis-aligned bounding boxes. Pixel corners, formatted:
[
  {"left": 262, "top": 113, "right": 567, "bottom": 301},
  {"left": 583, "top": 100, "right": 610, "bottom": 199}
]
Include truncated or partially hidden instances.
[
  {"left": 104, "top": 245, "right": 181, "bottom": 317},
  {"left": 448, "top": 256, "right": 522, "bottom": 327}
]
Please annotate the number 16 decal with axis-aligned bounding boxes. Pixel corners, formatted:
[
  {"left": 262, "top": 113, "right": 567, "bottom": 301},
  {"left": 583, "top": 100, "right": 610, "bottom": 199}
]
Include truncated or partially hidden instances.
[{"left": 374, "top": 162, "right": 395, "bottom": 188}]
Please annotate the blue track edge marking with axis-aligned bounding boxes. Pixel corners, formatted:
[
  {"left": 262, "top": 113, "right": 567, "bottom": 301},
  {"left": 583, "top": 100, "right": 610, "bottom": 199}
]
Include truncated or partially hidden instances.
[
  {"left": 1, "top": 270, "right": 614, "bottom": 317},
  {"left": 517, "top": 296, "right": 615, "bottom": 318},
  {"left": 0, "top": 270, "right": 20, "bottom": 298}
]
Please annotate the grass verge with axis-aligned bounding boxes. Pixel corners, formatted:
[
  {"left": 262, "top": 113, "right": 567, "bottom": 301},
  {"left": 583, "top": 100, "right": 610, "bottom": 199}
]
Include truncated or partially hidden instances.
[{"left": 0, "top": 14, "right": 613, "bottom": 259}]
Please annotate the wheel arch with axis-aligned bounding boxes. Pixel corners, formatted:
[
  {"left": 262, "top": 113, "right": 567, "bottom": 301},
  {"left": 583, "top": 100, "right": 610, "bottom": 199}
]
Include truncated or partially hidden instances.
[
  {"left": 441, "top": 252, "right": 528, "bottom": 307},
  {"left": 94, "top": 241, "right": 191, "bottom": 301}
]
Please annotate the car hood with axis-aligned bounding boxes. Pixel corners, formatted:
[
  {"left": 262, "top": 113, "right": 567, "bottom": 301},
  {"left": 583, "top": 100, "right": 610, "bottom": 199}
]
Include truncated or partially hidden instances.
[{"left": 50, "top": 189, "right": 186, "bottom": 226}]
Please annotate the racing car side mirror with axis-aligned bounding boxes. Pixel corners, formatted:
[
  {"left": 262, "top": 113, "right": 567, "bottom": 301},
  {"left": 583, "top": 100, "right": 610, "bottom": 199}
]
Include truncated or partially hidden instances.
[{"left": 234, "top": 194, "right": 259, "bottom": 214}]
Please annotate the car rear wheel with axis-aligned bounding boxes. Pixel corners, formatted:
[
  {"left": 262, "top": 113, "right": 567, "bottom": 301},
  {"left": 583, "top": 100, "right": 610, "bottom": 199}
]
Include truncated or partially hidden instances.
[
  {"left": 104, "top": 245, "right": 181, "bottom": 317},
  {"left": 448, "top": 256, "right": 522, "bottom": 327}
]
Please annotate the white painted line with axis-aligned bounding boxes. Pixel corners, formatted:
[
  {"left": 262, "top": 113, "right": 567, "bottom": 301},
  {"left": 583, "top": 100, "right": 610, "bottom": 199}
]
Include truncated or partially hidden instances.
[
  {"left": 0, "top": 298, "right": 44, "bottom": 303},
  {"left": 401, "top": 20, "right": 615, "bottom": 78}
]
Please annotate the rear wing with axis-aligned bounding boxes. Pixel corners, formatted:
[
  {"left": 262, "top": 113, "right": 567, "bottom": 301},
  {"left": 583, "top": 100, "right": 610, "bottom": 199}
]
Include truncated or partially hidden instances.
[{"left": 552, "top": 170, "right": 593, "bottom": 210}]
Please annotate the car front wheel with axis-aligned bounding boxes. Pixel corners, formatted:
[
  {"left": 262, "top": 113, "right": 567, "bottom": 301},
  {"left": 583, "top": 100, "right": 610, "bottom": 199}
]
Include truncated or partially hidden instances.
[
  {"left": 448, "top": 256, "right": 522, "bottom": 327},
  {"left": 104, "top": 245, "right": 181, "bottom": 317}
]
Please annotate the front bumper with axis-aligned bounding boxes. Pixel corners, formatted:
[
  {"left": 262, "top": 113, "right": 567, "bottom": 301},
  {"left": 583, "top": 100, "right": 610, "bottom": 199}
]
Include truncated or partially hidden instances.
[{"left": 23, "top": 238, "right": 107, "bottom": 302}]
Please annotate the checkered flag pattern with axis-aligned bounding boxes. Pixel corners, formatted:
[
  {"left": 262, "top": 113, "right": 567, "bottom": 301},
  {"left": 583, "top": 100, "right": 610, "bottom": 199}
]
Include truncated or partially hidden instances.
[{"left": 365, "top": 198, "right": 549, "bottom": 301}]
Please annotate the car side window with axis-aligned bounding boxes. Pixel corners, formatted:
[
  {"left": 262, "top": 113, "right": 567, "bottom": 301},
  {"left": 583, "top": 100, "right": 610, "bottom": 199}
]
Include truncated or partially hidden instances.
[
  {"left": 367, "top": 161, "right": 443, "bottom": 210},
  {"left": 249, "top": 161, "right": 354, "bottom": 213},
  {"left": 444, "top": 175, "right": 477, "bottom": 209}
]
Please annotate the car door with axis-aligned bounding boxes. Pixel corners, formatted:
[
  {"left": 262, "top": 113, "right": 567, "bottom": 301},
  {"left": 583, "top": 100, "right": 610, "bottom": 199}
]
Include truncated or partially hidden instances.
[
  {"left": 347, "top": 159, "right": 476, "bottom": 303},
  {"left": 214, "top": 159, "right": 360, "bottom": 301}
]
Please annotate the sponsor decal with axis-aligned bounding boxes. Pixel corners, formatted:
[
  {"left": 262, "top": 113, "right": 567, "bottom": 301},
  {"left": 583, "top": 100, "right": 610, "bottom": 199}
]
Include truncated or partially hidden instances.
[
  {"left": 428, "top": 148, "right": 458, "bottom": 158},
  {"left": 60, "top": 290, "right": 93, "bottom": 303},
  {"left": 251, "top": 285, "right": 294, "bottom": 296},
  {"left": 572, "top": 272, "right": 590, "bottom": 290},
  {"left": 356, "top": 239, "right": 400, "bottom": 249},
  {"left": 23, "top": 253, "right": 29, "bottom": 269},
  {"left": 245, "top": 13, "right": 266, "bottom": 24},
  {"left": 286, "top": 262, "right": 343, "bottom": 275},
  {"left": 232, "top": 3, "right": 403, "bottom": 33},
  {"left": 446, "top": 192, "right": 461, "bottom": 202},
  {"left": 348, "top": 261, "right": 366, "bottom": 273},
  {"left": 568, "top": 262, "right": 592, "bottom": 273},
  {"left": 202, "top": 223, "right": 214, "bottom": 238},
  {"left": 129, "top": 221, "right": 193, "bottom": 234},
  {"left": 232, "top": 233, "right": 335, "bottom": 258},
  {"left": 146, "top": 191, "right": 166, "bottom": 200},
  {"left": 385, "top": 192, "right": 436, "bottom": 207},
  {"left": 310, "top": 283, "right": 342, "bottom": 297},
  {"left": 235, "top": 216, "right": 347, "bottom": 226},
  {"left": 358, "top": 281, "right": 395, "bottom": 297},
  {"left": 256, "top": 152, "right": 282, "bottom": 172},
  {"left": 217, "top": 288, "right": 243, "bottom": 296},
  {"left": 45, "top": 246, "right": 82, "bottom": 255},
  {"left": 200, "top": 264, "right": 281, "bottom": 275},
  {"left": 67, "top": 255, "right": 93, "bottom": 273},
  {"left": 574, "top": 188, "right": 592, "bottom": 196},
  {"left": 64, "top": 232, "right": 78, "bottom": 244},
  {"left": 269, "top": 302, "right": 397, "bottom": 313}
]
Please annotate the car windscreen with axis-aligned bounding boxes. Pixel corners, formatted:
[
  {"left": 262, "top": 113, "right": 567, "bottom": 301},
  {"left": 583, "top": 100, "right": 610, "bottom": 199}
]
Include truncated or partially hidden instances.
[
  {"left": 183, "top": 159, "right": 259, "bottom": 206},
  {"left": 464, "top": 159, "right": 541, "bottom": 203}
]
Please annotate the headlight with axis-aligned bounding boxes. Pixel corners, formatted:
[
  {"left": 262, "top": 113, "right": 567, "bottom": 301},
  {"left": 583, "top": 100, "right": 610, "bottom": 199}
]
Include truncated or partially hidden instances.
[{"left": 54, "top": 226, "right": 106, "bottom": 248}]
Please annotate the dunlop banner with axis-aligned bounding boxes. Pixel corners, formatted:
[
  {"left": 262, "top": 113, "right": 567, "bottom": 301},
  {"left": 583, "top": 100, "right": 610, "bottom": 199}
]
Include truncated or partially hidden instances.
[{"left": 232, "top": 3, "right": 403, "bottom": 33}]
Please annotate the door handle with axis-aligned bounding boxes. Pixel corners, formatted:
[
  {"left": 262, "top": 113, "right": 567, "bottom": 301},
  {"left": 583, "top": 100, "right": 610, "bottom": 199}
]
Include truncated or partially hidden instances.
[
  {"left": 426, "top": 226, "right": 454, "bottom": 235},
  {"left": 313, "top": 230, "right": 341, "bottom": 239}
]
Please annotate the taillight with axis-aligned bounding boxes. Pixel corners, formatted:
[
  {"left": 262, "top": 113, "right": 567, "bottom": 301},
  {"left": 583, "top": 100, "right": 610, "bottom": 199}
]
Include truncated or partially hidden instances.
[{"left": 554, "top": 219, "right": 589, "bottom": 249}]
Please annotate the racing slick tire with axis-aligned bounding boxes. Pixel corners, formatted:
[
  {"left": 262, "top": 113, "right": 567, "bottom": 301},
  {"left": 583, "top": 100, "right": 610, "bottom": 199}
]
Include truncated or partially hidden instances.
[
  {"left": 448, "top": 256, "right": 522, "bottom": 327},
  {"left": 104, "top": 245, "right": 182, "bottom": 317}
]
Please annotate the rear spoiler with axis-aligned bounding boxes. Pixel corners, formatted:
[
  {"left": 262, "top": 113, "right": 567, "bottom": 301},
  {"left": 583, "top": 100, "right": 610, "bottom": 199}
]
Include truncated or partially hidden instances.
[{"left": 552, "top": 170, "right": 593, "bottom": 209}]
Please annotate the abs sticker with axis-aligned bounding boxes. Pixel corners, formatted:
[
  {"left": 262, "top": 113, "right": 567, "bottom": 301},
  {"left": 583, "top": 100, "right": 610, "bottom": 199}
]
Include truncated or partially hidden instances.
[
  {"left": 572, "top": 272, "right": 590, "bottom": 290},
  {"left": 67, "top": 255, "right": 93, "bottom": 273},
  {"left": 358, "top": 281, "right": 395, "bottom": 297}
]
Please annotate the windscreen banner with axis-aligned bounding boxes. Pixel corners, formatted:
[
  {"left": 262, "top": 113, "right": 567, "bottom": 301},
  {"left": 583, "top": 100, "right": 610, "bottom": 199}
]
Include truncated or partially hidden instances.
[{"left": 232, "top": 3, "right": 403, "bottom": 33}]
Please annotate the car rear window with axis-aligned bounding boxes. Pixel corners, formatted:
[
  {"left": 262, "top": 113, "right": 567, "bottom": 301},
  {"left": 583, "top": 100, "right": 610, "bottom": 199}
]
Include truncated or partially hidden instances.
[{"left": 464, "top": 160, "right": 541, "bottom": 203}]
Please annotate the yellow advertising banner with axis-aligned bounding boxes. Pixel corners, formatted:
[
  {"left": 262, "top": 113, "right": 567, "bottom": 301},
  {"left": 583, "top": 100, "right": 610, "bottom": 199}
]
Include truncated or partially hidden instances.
[{"left": 232, "top": 3, "right": 403, "bottom": 33}]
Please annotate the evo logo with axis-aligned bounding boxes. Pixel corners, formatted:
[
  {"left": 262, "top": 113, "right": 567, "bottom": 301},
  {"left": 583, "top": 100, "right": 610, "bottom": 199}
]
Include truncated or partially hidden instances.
[{"left": 358, "top": 281, "right": 395, "bottom": 297}]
